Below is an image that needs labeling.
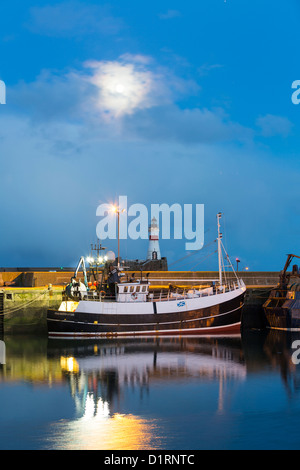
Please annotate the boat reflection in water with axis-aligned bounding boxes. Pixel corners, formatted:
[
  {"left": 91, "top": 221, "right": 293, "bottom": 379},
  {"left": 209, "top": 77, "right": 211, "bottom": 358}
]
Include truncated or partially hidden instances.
[
  {"left": 47, "top": 335, "right": 246, "bottom": 449},
  {"left": 260, "top": 329, "right": 300, "bottom": 399},
  {"left": 2, "top": 331, "right": 300, "bottom": 449}
]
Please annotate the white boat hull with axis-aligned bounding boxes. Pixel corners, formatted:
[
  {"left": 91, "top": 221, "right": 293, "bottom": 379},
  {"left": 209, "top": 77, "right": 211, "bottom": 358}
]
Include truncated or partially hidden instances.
[{"left": 47, "top": 286, "right": 246, "bottom": 338}]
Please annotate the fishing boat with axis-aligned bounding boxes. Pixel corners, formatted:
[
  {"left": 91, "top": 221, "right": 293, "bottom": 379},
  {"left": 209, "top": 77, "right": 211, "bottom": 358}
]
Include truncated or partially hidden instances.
[
  {"left": 263, "top": 254, "right": 300, "bottom": 331},
  {"left": 47, "top": 213, "right": 246, "bottom": 338}
]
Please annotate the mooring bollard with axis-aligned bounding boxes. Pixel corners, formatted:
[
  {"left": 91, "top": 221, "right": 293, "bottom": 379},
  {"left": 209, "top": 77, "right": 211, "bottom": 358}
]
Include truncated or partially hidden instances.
[
  {"left": 0, "top": 340, "right": 5, "bottom": 364},
  {"left": 48, "top": 284, "right": 53, "bottom": 298}
]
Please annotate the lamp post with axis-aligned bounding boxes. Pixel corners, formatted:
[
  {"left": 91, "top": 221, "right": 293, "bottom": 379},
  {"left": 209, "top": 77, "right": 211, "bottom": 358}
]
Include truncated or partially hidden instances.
[
  {"left": 236, "top": 258, "right": 240, "bottom": 272},
  {"left": 112, "top": 205, "right": 125, "bottom": 268}
]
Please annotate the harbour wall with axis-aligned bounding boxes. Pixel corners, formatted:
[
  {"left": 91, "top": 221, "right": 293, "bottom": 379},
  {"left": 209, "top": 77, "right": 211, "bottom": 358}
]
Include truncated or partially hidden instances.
[
  {"left": 0, "top": 270, "right": 278, "bottom": 334},
  {"left": 0, "top": 269, "right": 279, "bottom": 288},
  {"left": 0, "top": 287, "right": 63, "bottom": 335}
]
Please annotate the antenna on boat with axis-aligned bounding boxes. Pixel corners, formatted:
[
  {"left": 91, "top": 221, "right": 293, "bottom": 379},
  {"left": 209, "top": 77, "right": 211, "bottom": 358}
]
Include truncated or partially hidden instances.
[
  {"left": 216, "top": 213, "right": 242, "bottom": 287},
  {"left": 217, "top": 212, "right": 223, "bottom": 287}
]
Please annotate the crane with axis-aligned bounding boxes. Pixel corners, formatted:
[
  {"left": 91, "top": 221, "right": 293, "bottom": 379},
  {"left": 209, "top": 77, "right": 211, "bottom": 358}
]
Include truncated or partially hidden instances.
[
  {"left": 279, "top": 254, "right": 300, "bottom": 289},
  {"left": 74, "top": 256, "right": 89, "bottom": 288},
  {"left": 65, "top": 257, "right": 89, "bottom": 300}
]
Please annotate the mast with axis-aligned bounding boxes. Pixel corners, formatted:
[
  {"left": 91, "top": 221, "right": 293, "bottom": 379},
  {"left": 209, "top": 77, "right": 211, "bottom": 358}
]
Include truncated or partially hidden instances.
[{"left": 217, "top": 212, "right": 222, "bottom": 286}]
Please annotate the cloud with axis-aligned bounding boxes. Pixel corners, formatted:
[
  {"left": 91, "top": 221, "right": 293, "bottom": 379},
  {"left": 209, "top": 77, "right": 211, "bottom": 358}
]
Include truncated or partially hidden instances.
[
  {"left": 8, "top": 69, "right": 91, "bottom": 122},
  {"left": 10, "top": 54, "right": 199, "bottom": 124},
  {"left": 8, "top": 54, "right": 252, "bottom": 146},
  {"left": 0, "top": 56, "right": 298, "bottom": 269},
  {"left": 85, "top": 58, "right": 163, "bottom": 119},
  {"left": 0, "top": 109, "right": 297, "bottom": 269},
  {"left": 123, "top": 105, "right": 253, "bottom": 144},
  {"left": 84, "top": 55, "right": 198, "bottom": 120},
  {"left": 256, "top": 114, "right": 293, "bottom": 137},
  {"left": 26, "top": 1, "right": 123, "bottom": 38}
]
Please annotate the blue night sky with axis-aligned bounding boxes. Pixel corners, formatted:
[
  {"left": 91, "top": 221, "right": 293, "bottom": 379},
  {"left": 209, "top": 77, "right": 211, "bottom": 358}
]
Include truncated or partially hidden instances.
[{"left": 0, "top": 0, "right": 299, "bottom": 270}]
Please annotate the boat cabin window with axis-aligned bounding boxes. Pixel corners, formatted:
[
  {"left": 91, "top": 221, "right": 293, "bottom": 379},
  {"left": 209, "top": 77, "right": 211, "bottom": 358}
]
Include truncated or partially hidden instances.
[{"left": 117, "top": 282, "right": 149, "bottom": 302}]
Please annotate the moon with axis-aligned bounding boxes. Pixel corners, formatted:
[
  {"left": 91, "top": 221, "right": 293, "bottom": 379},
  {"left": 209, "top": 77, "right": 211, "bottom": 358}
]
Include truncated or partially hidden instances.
[{"left": 115, "top": 84, "right": 125, "bottom": 94}]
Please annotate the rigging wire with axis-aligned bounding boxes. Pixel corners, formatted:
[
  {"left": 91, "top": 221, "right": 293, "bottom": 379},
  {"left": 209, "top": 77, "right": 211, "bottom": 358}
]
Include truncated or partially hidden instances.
[
  {"left": 168, "top": 238, "right": 217, "bottom": 268},
  {"left": 221, "top": 239, "right": 239, "bottom": 280},
  {"left": 189, "top": 249, "right": 218, "bottom": 271}
]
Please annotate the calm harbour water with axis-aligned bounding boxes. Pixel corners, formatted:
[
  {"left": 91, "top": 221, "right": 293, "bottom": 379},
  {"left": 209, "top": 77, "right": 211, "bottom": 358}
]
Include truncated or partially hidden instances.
[{"left": 1, "top": 329, "right": 300, "bottom": 450}]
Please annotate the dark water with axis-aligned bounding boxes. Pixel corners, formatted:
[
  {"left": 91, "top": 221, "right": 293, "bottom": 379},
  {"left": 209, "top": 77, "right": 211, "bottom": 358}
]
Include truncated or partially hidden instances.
[{"left": 1, "top": 329, "right": 300, "bottom": 450}]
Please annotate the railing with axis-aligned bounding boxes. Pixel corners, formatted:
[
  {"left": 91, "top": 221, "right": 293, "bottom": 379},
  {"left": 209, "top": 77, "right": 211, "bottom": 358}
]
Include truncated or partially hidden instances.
[{"left": 149, "top": 279, "right": 245, "bottom": 302}]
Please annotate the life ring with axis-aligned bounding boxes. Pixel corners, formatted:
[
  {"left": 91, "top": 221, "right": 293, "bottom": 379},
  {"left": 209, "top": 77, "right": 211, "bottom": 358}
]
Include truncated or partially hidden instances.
[
  {"left": 100, "top": 290, "right": 106, "bottom": 298},
  {"left": 131, "top": 292, "right": 138, "bottom": 300}
]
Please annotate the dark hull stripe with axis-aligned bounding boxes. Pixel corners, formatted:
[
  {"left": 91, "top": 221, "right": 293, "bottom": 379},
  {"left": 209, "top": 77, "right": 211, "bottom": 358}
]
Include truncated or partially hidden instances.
[
  {"left": 48, "top": 304, "right": 243, "bottom": 327},
  {"left": 48, "top": 321, "right": 242, "bottom": 338}
]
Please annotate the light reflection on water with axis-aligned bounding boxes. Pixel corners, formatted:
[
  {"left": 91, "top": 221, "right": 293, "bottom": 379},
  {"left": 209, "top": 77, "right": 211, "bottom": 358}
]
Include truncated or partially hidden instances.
[
  {"left": 45, "top": 335, "right": 246, "bottom": 449},
  {"left": 48, "top": 409, "right": 163, "bottom": 450},
  {"left": 1, "top": 331, "right": 300, "bottom": 449}
]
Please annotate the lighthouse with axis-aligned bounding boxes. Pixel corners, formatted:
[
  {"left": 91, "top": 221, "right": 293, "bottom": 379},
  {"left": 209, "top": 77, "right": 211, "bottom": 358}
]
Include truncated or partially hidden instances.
[{"left": 147, "top": 216, "right": 161, "bottom": 260}]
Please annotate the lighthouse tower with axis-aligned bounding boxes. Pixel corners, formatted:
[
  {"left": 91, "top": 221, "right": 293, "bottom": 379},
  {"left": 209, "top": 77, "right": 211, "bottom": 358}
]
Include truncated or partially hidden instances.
[{"left": 147, "top": 216, "right": 161, "bottom": 260}]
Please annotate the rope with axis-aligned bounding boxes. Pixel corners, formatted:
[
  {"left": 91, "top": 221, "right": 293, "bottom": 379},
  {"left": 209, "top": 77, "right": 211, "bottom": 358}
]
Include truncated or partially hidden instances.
[{"left": 0, "top": 290, "right": 49, "bottom": 316}]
